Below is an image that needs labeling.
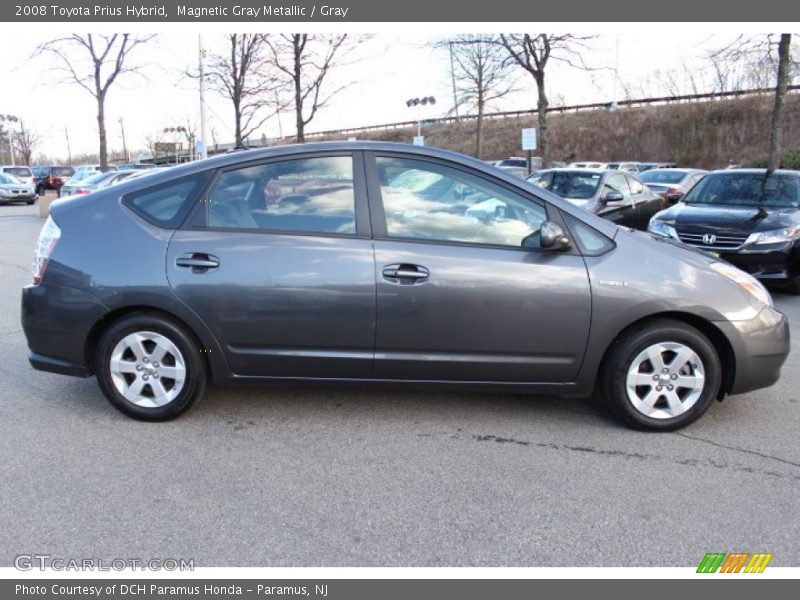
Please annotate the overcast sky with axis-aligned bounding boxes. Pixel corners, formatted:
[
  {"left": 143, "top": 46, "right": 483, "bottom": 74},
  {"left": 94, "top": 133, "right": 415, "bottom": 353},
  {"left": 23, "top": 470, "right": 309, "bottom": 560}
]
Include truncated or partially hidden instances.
[{"left": 0, "top": 29, "right": 780, "bottom": 161}]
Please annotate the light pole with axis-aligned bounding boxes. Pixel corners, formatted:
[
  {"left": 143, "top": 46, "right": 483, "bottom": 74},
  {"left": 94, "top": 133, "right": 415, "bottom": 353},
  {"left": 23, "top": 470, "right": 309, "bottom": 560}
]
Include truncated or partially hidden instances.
[
  {"left": 405, "top": 96, "right": 436, "bottom": 140},
  {"left": 198, "top": 35, "right": 209, "bottom": 160},
  {"left": 0, "top": 114, "right": 19, "bottom": 165},
  {"left": 163, "top": 126, "right": 188, "bottom": 163},
  {"left": 118, "top": 117, "right": 129, "bottom": 163}
]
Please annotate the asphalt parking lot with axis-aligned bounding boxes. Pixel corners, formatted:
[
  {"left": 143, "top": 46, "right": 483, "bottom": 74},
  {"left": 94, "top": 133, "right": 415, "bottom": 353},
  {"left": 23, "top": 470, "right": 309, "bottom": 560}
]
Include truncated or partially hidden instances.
[{"left": 1, "top": 197, "right": 798, "bottom": 568}]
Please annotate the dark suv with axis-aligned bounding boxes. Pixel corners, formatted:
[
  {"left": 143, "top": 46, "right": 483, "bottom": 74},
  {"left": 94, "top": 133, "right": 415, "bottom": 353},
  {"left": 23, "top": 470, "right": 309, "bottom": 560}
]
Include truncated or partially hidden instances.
[
  {"left": 32, "top": 166, "right": 76, "bottom": 196},
  {"left": 649, "top": 169, "right": 800, "bottom": 293}
]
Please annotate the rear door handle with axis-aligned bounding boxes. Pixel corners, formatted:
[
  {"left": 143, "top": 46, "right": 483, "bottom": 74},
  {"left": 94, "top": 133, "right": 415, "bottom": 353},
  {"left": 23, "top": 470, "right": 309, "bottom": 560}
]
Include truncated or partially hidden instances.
[
  {"left": 382, "top": 264, "right": 430, "bottom": 283},
  {"left": 175, "top": 253, "right": 220, "bottom": 272}
]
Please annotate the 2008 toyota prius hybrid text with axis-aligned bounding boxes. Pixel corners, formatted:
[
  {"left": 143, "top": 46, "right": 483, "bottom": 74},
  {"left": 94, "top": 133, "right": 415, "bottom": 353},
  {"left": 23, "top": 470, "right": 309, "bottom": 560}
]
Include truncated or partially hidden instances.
[{"left": 21, "top": 143, "right": 789, "bottom": 431}]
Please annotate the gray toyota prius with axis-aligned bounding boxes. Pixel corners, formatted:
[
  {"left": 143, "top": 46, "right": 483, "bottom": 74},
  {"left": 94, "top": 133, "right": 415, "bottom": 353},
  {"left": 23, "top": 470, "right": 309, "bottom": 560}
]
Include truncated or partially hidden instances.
[{"left": 21, "top": 142, "right": 789, "bottom": 430}]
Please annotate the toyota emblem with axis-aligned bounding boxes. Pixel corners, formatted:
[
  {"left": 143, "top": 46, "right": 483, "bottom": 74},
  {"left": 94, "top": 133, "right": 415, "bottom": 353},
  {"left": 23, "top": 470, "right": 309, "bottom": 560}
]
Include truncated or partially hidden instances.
[{"left": 702, "top": 233, "right": 717, "bottom": 245}]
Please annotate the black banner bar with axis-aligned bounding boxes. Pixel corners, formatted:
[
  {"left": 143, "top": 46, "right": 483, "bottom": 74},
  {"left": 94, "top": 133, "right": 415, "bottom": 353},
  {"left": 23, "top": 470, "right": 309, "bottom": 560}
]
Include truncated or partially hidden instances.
[
  {"left": 2, "top": 0, "right": 799, "bottom": 22},
  {"left": 3, "top": 579, "right": 799, "bottom": 600}
]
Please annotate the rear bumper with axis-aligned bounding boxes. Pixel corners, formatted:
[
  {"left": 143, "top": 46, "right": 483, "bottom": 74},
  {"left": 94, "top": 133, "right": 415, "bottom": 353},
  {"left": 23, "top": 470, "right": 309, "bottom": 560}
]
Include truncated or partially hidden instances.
[
  {"left": 716, "top": 305, "right": 790, "bottom": 395},
  {"left": 21, "top": 282, "right": 108, "bottom": 378}
]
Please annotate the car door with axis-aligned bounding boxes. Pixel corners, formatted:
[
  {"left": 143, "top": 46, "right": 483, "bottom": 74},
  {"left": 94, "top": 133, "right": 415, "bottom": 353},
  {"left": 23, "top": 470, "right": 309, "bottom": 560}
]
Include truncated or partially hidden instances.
[
  {"left": 366, "top": 153, "right": 591, "bottom": 383},
  {"left": 626, "top": 174, "right": 661, "bottom": 229},
  {"left": 599, "top": 173, "right": 638, "bottom": 227},
  {"left": 166, "top": 152, "right": 376, "bottom": 378}
]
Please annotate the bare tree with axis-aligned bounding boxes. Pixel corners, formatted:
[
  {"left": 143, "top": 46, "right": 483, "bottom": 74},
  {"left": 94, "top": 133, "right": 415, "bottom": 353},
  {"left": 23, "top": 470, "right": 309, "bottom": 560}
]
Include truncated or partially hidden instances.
[
  {"left": 709, "top": 34, "right": 797, "bottom": 169},
  {"left": 203, "top": 34, "right": 282, "bottom": 148},
  {"left": 438, "top": 35, "right": 515, "bottom": 159},
  {"left": 265, "top": 34, "right": 356, "bottom": 143},
  {"left": 13, "top": 120, "right": 42, "bottom": 165},
  {"left": 35, "top": 34, "right": 155, "bottom": 170},
  {"left": 769, "top": 34, "right": 793, "bottom": 171},
  {"left": 499, "top": 34, "right": 592, "bottom": 168}
]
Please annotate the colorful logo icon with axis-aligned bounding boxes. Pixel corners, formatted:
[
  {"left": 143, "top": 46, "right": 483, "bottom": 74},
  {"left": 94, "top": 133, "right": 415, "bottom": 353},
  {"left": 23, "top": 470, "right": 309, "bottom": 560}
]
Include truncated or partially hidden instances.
[{"left": 697, "top": 552, "right": 773, "bottom": 573}]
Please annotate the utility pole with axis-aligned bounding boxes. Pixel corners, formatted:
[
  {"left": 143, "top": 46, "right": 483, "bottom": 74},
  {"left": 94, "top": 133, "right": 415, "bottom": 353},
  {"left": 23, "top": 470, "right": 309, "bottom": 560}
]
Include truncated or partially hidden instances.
[
  {"left": 65, "top": 127, "right": 72, "bottom": 164},
  {"left": 198, "top": 34, "right": 209, "bottom": 160},
  {"left": 449, "top": 41, "right": 459, "bottom": 120},
  {"left": 118, "top": 117, "right": 128, "bottom": 162}
]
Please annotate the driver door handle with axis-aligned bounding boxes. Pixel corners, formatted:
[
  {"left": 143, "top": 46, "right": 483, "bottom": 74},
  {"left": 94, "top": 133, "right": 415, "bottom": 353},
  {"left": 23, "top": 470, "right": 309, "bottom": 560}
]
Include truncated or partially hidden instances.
[{"left": 382, "top": 264, "right": 430, "bottom": 283}]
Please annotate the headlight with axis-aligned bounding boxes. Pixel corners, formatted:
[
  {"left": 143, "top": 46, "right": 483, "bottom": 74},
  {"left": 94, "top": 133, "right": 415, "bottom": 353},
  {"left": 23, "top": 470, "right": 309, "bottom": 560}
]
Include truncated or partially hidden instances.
[
  {"left": 710, "top": 262, "right": 772, "bottom": 307},
  {"left": 648, "top": 219, "right": 678, "bottom": 240},
  {"left": 744, "top": 227, "right": 800, "bottom": 246}
]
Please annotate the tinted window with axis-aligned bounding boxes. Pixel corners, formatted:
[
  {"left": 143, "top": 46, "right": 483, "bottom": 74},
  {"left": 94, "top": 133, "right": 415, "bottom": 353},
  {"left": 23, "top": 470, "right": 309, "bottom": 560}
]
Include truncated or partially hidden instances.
[
  {"left": 52, "top": 167, "right": 75, "bottom": 177},
  {"left": 205, "top": 156, "right": 356, "bottom": 235},
  {"left": 532, "top": 171, "right": 601, "bottom": 199},
  {"left": 124, "top": 172, "right": 212, "bottom": 227},
  {"left": 684, "top": 173, "right": 800, "bottom": 208},
  {"left": 376, "top": 157, "right": 547, "bottom": 249}
]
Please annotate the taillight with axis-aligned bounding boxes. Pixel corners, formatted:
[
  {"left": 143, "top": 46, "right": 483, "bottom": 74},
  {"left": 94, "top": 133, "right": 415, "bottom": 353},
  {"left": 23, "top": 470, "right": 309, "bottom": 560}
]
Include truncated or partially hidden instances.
[
  {"left": 48, "top": 176, "right": 55, "bottom": 185},
  {"left": 76, "top": 189, "right": 91, "bottom": 195},
  {"left": 666, "top": 188, "right": 684, "bottom": 197},
  {"left": 32, "top": 217, "right": 61, "bottom": 284}
]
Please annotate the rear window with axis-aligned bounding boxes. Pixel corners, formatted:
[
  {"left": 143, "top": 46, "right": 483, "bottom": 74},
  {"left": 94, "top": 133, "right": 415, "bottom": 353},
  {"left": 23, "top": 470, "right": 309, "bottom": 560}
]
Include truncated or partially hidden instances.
[
  {"left": 3, "top": 167, "right": 32, "bottom": 177},
  {"left": 123, "top": 172, "right": 212, "bottom": 227},
  {"left": 640, "top": 170, "right": 688, "bottom": 184},
  {"left": 52, "top": 167, "right": 75, "bottom": 177}
]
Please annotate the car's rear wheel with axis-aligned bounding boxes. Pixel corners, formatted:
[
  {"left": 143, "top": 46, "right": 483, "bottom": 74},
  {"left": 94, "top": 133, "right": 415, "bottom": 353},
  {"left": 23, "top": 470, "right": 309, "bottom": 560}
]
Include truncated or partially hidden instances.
[
  {"left": 601, "top": 319, "right": 721, "bottom": 431},
  {"left": 95, "top": 313, "right": 207, "bottom": 420}
]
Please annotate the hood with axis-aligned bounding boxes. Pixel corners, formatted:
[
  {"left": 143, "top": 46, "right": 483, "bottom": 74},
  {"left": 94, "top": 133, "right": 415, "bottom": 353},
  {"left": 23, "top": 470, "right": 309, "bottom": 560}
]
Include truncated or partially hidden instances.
[{"left": 654, "top": 202, "right": 799, "bottom": 236}]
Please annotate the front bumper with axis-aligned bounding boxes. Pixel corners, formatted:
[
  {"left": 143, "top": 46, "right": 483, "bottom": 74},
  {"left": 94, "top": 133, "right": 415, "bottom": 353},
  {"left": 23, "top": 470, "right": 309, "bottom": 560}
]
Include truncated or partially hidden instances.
[
  {"left": 21, "top": 282, "right": 108, "bottom": 378},
  {"left": 720, "top": 244, "right": 800, "bottom": 282},
  {"left": 716, "top": 305, "right": 790, "bottom": 395}
]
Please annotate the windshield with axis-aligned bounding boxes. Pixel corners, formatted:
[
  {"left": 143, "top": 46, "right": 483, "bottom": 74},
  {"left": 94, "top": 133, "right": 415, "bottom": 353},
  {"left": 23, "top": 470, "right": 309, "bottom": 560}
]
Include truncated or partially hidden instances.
[
  {"left": 0, "top": 173, "right": 20, "bottom": 184},
  {"left": 640, "top": 170, "right": 689, "bottom": 184},
  {"left": 684, "top": 173, "right": 800, "bottom": 208},
  {"left": 532, "top": 171, "right": 601, "bottom": 200}
]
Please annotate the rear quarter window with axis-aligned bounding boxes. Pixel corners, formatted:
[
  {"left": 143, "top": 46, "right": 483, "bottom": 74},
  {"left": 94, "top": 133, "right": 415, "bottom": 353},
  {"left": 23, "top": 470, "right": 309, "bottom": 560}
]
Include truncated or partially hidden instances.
[{"left": 122, "top": 172, "right": 212, "bottom": 228}]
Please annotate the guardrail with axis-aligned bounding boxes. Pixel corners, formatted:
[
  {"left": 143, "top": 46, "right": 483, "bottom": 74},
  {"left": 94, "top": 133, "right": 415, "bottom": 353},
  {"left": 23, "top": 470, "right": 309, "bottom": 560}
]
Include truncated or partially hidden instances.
[{"left": 284, "top": 85, "right": 800, "bottom": 141}]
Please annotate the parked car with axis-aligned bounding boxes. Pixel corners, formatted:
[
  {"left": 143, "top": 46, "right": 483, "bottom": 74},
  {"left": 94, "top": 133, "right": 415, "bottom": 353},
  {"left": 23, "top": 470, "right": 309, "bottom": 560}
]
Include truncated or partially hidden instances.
[
  {"left": 61, "top": 170, "right": 136, "bottom": 197},
  {"left": 528, "top": 168, "right": 662, "bottom": 230},
  {"left": 0, "top": 172, "right": 37, "bottom": 204},
  {"left": 1, "top": 166, "right": 37, "bottom": 189},
  {"left": 640, "top": 168, "right": 707, "bottom": 206},
  {"left": 649, "top": 169, "right": 800, "bottom": 293},
  {"left": 32, "top": 166, "right": 75, "bottom": 196},
  {"left": 605, "top": 161, "right": 641, "bottom": 173},
  {"left": 22, "top": 143, "right": 788, "bottom": 430},
  {"left": 569, "top": 161, "right": 606, "bottom": 169}
]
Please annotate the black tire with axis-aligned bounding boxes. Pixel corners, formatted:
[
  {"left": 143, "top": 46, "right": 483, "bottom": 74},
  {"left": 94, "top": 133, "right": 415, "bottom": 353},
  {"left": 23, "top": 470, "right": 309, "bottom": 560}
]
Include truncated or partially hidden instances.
[
  {"left": 600, "top": 319, "right": 721, "bottom": 431},
  {"left": 95, "top": 312, "right": 207, "bottom": 421},
  {"left": 26, "top": 199, "right": 35, "bottom": 205},
  {"left": 781, "top": 276, "right": 800, "bottom": 296}
]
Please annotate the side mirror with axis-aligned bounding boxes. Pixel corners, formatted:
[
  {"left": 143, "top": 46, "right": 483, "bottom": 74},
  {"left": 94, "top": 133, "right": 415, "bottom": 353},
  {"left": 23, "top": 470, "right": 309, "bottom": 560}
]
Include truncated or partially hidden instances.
[
  {"left": 540, "top": 221, "right": 571, "bottom": 250},
  {"left": 601, "top": 189, "right": 624, "bottom": 205}
]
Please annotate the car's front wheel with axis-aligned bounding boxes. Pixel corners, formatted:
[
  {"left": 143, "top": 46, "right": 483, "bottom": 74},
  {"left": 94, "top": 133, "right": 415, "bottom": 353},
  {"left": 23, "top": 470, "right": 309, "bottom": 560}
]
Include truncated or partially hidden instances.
[
  {"left": 95, "top": 313, "right": 207, "bottom": 420},
  {"left": 601, "top": 319, "right": 721, "bottom": 431}
]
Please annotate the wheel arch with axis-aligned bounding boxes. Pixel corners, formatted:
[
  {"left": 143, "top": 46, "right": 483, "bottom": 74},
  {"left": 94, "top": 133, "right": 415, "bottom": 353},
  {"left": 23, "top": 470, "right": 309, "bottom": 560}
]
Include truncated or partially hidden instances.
[
  {"left": 596, "top": 311, "right": 735, "bottom": 400},
  {"left": 84, "top": 305, "right": 228, "bottom": 382}
]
